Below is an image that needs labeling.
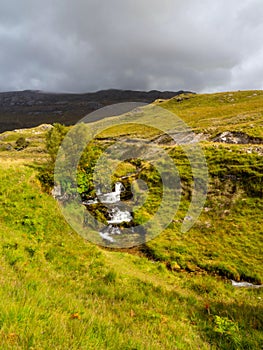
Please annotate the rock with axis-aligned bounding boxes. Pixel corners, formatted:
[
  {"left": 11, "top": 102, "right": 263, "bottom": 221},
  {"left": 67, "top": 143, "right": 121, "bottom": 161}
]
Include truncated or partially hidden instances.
[
  {"left": 231, "top": 280, "right": 263, "bottom": 288},
  {"left": 52, "top": 184, "right": 62, "bottom": 197},
  {"left": 152, "top": 132, "right": 207, "bottom": 145},
  {"left": 213, "top": 131, "right": 263, "bottom": 144},
  {"left": 0, "top": 143, "right": 12, "bottom": 151}
]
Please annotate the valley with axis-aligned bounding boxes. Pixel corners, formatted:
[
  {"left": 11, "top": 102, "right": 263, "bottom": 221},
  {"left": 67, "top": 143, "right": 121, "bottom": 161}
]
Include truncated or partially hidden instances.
[{"left": 0, "top": 90, "right": 262, "bottom": 349}]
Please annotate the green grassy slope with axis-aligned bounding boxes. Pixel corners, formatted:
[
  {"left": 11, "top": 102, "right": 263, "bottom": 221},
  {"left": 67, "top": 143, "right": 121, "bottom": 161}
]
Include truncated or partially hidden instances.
[
  {"left": 0, "top": 163, "right": 262, "bottom": 349},
  {"left": 0, "top": 90, "right": 262, "bottom": 349},
  {"left": 159, "top": 90, "right": 263, "bottom": 138}
]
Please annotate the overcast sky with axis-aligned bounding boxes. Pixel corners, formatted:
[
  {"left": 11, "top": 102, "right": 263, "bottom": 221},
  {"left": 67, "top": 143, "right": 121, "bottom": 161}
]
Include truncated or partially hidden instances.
[{"left": 0, "top": 0, "right": 262, "bottom": 93}]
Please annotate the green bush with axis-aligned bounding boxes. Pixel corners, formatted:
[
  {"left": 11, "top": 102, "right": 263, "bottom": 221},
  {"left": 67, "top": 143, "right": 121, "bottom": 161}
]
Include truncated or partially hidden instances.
[{"left": 15, "top": 136, "right": 29, "bottom": 150}]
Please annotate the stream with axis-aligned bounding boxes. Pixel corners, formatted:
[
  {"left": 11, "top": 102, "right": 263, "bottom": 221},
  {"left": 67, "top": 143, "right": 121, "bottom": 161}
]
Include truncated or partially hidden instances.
[{"left": 83, "top": 182, "right": 134, "bottom": 243}]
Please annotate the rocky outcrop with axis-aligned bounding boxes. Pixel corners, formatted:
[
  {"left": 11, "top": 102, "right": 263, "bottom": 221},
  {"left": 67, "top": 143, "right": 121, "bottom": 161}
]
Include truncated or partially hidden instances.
[
  {"left": 152, "top": 131, "right": 207, "bottom": 145},
  {"left": 213, "top": 131, "right": 263, "bottom": 144}
]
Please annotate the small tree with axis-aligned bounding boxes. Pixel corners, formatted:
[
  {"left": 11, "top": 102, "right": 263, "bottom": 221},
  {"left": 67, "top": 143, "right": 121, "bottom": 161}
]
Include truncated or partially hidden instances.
[
  {"left": 38, "top": 123, "right": 68, "bottom": 192},
  {"left": 46, "top": 123, "right": 68, "bottom": 163}
]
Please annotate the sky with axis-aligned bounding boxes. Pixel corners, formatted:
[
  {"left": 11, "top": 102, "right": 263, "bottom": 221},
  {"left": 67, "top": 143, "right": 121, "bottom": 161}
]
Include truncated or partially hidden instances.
[{"left": 0, "top": 0, "right": 262, "bottom": 93}]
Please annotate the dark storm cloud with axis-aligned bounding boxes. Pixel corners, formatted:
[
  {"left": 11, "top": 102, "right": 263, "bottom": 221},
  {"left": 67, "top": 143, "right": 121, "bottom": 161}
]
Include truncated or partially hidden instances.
[{"left": 0, "top": 0, "right": 262, "bottom": 92}]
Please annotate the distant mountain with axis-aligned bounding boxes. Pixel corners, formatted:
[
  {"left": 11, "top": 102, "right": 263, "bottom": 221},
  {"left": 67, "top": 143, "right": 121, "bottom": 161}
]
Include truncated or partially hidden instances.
[{"left": 0, "top": 89, "right": 193, "bottom": 132}]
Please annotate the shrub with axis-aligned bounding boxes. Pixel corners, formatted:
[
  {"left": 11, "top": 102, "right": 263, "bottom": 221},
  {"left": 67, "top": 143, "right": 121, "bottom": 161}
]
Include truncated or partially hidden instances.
[{"left": 15, "top": 136, "right": 29, "bottom": 150}]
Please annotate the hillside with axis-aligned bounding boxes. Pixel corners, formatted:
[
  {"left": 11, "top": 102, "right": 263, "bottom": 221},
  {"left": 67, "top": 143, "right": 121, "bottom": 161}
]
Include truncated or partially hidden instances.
[
  {"left": 0, "top": 89, "right": 191, "bottom": 133},
  {"left": 0, "top": 90, "right": 262, "bottom": 349}
]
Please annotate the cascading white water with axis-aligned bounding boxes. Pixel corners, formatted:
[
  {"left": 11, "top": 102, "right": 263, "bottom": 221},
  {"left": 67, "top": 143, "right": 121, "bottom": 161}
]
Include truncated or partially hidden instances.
[
  {"left": 98, "top": 182, "right": 124, "bottom": 204},
  {"left": 98, "top": 192, "right": 120, "bottom": 203},
  {"left": 83, "top": 182, "right": 133, "bottom": 243},
  {"left": 99, "top": 225, "right": 122, "bottom": 242},
  {"left": 100, "top": 207, "right": 132, "bottom": 242},
  {"left": 99, "top": 231, "right": 115, "bottom": 242},
  {"left": 107, "top": 207, "right": 132, "bottom": 224},
  {"left": 114, "top": 182, "right": 123, "bottom": 194},
  {"left": 83, "top": 182, "right": 124, "bottom": 205},
  {"left": 82, "top": 198, "right": 98, "bottom": 205}
]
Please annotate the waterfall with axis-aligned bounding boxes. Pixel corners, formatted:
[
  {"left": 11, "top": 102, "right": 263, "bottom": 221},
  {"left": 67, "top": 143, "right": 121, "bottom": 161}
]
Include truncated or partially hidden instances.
[
  {"left": 83, "top": 181, "right": 133, "bottom": 243},
  {"left": 107, "top": 207, "right": 132, "bottom": 224},
  {"left": 97, "top": 182, "right": 124, "bottom": 204},
  {"left": 98, "top": 192, "right": 119, "bottom": 203},
  {"left": 115, "top": 182, "right": 124, "bottom": 194}
]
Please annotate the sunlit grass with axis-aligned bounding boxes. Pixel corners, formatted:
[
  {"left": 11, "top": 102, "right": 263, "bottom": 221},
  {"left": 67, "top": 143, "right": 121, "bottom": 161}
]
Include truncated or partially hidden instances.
[{"left": 0, "top": 90, "right": 262, "bottom": 349}]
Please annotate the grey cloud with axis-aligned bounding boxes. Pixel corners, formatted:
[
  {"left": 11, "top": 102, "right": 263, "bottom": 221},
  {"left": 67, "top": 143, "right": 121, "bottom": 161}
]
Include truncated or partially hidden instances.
[{"left": 0, "top": 0, "right": 262, "bottom": 93}]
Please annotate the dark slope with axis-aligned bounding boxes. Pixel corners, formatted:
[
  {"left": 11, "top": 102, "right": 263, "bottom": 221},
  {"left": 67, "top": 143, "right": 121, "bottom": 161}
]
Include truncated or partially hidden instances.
[{"left": 0, "top": 89, "right": 192, "bottom": 132}]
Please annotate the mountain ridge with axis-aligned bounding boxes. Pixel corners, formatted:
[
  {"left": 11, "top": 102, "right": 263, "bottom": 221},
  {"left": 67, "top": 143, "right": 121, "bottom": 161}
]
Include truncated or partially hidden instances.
[{"left": 0, "top": 89, "right": 193, "bottom": 132}]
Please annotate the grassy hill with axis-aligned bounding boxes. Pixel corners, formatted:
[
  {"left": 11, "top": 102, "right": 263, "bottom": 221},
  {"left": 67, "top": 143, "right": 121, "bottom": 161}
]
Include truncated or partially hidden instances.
[
  {"left": 0, "top": 90, "right": 262, "bottom": 349},
  {"left": 159, "top": 90, "right": 263, "bottom": 138}
]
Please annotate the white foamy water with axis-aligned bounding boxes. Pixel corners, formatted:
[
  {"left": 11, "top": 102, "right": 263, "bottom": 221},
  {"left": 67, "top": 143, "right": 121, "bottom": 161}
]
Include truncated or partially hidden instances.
[
  {"left": 98, "top": 182, "right": 124, "bottom": 204},
  {"left": 107, "top": 207, "right": 132, "bottom": 224},
  {"left": 83, "top": 182, "right": 133, "bottom": 243},
  {"left": 99, "top": 225, "right": 123, "bottom": 242},
  {"left": 99, "top": 231, "right": 115, "bottom": 242}
]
